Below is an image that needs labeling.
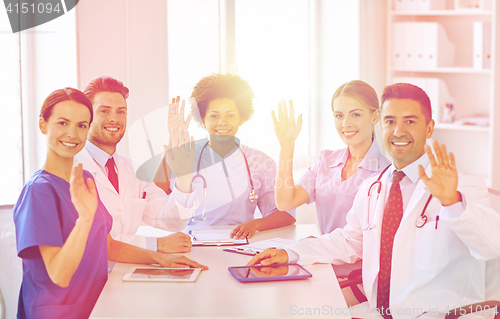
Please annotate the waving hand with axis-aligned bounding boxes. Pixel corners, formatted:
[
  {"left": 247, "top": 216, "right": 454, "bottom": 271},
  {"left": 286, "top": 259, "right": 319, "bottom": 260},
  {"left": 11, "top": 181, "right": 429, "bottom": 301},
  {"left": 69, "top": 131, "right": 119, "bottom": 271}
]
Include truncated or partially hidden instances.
[
  {"left": 69, "top": 163, "right": 98, "bottom": 222},
  {"left": 167, "top": 96, "right": 192, "bottom": 133},
  {"left": 271, "top": 99, "right": 303, "bottom": 147},
  {"left": 418, "top": 140, "right": 461, "bottom": 206}
]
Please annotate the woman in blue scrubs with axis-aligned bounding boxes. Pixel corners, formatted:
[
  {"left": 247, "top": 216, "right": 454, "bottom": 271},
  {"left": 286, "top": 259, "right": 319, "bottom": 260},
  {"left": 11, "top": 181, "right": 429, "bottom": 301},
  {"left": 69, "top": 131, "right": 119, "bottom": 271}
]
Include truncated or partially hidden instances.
[
  {"left": 13, "top": 88, "right": 112, "bottom": 319},
  {"left": 14, "top": 87, "right": 208, "bottom": 318}
]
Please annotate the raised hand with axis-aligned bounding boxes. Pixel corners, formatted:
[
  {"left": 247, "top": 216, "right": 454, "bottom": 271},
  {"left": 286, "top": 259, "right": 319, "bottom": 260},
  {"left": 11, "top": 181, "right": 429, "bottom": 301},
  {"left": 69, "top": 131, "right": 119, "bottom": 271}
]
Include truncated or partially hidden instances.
[
  {"left": 271, "top": 99, "right": 303, "bottom": 147},
  {"left": 167, "top": 96, "right": 192, "bottom": 133},
  {"left": 164, "top": 126, "right": 195, "bottom": 194},
  {"left": 418, "top": 140, "right": 460, "bottom": 206},
  {"left": 69, "top": 163, "right": 98, "bottom": 223}
]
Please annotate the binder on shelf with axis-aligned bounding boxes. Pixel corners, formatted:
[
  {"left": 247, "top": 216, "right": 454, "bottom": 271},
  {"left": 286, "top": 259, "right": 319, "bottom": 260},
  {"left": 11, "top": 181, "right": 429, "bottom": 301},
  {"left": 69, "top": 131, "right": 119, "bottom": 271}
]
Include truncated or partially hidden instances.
[
  {"left": 392, "top": 76, "right": 455, "bottom": 124},
  {"left": 395, "top": 0, "right": 446, "bottom": 11},
  {"left": 403, "top": 23, "right": 418, "bottom": 67},
  {"left": 393, "top": 22, "right": 405, "bottom": 67},
  {"left": 418, "top": 0, "right": 446, "bottom": 10},
  {"left": 407, "top": 0, "right": 419, "bottom": 10},
  {"left": 413, "top": 23, "right": 426, "bottom": 68},
  {"left": 483, "top": 22, "right": 491, "bottom": 68},
  {"left": 454, "top": 0, "right": 483, "bottom": 10},
  {"left": 394, "top": 0, "right": 408, "bottom": 11},
  {"left": 392, "top": 22, "right": 455, "bottom": 68},
  {"left": 473, "top": 21, "right": 492, "bottom": 69},
  {"left": 422, "top": 22, "right": 455, "bottom": 68}
]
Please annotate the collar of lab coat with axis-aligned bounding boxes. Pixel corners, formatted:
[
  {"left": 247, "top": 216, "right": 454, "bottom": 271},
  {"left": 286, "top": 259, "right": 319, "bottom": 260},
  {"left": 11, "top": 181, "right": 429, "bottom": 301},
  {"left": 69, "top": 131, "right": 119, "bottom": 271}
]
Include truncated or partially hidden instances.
[
  {"left": 76, "top": 147, "right": 135, "bottom": 195},
  {"left": 393, "top": 153, "right": 430, "bottom": 184},
  {"left": 85, "top": 139, "right": 120, "bottom": 168}
]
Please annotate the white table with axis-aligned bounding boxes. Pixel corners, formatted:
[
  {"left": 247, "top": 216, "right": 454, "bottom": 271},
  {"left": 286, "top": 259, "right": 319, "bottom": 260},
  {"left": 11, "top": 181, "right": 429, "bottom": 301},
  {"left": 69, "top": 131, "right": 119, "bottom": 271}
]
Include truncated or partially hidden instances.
[{"left": 90, "top": 225, "right": 350, "bottom": 318}]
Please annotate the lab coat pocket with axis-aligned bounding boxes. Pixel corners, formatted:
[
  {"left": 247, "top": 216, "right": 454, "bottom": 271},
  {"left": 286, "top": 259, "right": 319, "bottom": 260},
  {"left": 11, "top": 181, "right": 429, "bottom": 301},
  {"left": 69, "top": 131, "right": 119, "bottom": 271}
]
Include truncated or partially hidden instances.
[
  {"left": 362, "top": 228, "right": 377, "bottom": 253},
  {"left": 415, "top": 222, "right": 450, "bottom": 270},
  {"left": 131, "top": 198, "right": 148, "bottom": 222}
]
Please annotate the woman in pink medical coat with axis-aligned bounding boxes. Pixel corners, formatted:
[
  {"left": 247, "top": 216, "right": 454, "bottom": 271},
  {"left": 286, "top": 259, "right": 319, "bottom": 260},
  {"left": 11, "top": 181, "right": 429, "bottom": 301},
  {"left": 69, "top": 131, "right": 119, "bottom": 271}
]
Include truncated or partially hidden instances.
[{"left": 273, "top": 80, "right": 390, "bottom": 235}]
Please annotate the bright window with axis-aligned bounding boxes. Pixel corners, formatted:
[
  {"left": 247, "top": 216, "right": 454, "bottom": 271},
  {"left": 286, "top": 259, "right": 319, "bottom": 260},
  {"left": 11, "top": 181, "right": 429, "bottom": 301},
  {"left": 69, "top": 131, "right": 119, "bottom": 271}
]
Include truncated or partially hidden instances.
[
  {"left": 235, "top": 0, "right": 310, "bottom": 161},
  {"left": 0, "top": 10, "right": 23, "bottom": 206},
  {"left": 166, "top": 0, "right": 360, "bottom": 166}
]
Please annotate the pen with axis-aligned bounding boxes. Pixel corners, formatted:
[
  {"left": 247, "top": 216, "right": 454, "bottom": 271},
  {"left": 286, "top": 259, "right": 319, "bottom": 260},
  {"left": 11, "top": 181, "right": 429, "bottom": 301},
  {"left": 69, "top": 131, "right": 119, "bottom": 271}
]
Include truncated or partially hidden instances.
[
  {"left": 435, "top": 215, "right": 439, "bottom": 229},
  {"left": 188, "top": 230, "right": 197, "bottom": 241},
  {"left": 142, "top": 191, "right": 146, "bottom": 199},
  {"left": 223, "top": 248, "right": 257, "bottom": 256}
]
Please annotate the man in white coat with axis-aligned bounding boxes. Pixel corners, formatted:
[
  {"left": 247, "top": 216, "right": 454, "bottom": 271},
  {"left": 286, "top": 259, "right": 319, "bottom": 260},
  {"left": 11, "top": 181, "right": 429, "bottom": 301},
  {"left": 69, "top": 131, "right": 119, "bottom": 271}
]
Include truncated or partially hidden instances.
[
  {"left": 249, "top": 83, "right": 500, "bottom": 319},
  {"left": 75, "top": 76, "right": 200, "bottom": 261}
]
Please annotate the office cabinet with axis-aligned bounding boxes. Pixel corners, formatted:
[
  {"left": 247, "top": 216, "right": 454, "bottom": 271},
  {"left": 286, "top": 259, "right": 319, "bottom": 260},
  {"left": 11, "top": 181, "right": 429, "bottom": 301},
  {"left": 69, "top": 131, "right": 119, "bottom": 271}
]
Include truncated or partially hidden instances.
[{"left": 386, "top": 0, "right": 500, "bottom": 188}]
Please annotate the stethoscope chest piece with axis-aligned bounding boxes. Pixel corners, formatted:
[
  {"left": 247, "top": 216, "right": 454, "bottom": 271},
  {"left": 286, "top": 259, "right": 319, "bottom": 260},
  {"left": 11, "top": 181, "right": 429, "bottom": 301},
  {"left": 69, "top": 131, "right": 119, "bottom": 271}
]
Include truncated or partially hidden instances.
[
  {"left": 249, "top": 189, "right": 259, "bottom": 203},
  {"left": 416, "top": 215, "right": 427, "bottom": 228}
]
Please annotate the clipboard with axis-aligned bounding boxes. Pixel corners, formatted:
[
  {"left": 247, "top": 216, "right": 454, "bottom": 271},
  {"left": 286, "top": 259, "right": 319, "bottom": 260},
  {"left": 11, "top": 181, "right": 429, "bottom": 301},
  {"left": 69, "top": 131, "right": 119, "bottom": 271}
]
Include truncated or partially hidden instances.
[{"left": 188, "top": 229, "right": 248, "bottom": 246}]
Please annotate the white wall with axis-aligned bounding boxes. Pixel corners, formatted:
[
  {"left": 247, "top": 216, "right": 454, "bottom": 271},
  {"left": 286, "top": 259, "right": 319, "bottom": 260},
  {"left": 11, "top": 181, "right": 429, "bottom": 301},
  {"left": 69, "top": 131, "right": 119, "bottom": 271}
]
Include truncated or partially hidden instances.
[
  {"left": 315, "top": 0, "right": 361, "bottom": 156},
  {"left": 76, "top": 0, "right": 170, "bottom": 158},
  {"left": 359, "top": 0, "right": 387, "bottom": 156},
  {"left": 20, "top": 9, "right": 78, "bottom": 179}
]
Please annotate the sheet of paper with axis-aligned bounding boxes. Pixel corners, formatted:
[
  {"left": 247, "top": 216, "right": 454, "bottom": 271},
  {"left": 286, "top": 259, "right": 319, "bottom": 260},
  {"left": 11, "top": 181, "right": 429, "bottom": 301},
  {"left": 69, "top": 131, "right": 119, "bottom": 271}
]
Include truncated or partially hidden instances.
[{"left": 189, "top": 229, "right": 247, "bottom": 245}]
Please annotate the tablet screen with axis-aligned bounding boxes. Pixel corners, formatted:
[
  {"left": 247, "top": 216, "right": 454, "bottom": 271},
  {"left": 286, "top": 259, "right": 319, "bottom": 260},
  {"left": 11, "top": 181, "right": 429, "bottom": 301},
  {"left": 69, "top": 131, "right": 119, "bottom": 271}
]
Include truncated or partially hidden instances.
[
  {"left": 229, "top": 264, "right": 312, "bottom": 282},
  {"left": 130, "top": 268, "right": 196, "bottom": 280}
]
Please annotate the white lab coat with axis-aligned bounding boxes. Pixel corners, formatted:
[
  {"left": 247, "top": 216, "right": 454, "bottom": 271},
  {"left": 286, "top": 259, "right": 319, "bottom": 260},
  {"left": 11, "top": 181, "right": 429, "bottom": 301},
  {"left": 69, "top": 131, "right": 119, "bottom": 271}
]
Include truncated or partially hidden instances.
[
  {"left": 288, "top": 164, "right": 500, "bottom": 319},
  {"left": 188, "top": 143, "right": 295, "bottom": 225},
  {"left": 75, "top": 148, "right": 196, "bottom": 249}
]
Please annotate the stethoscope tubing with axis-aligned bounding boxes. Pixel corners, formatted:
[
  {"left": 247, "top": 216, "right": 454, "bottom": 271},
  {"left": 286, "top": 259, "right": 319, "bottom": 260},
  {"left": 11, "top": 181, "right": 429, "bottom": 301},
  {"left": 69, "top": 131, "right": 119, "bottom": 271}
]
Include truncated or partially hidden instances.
[
  {"left": 191, "top": 141, "right": 258, "bottom": 221},
  {"left": 366, "top": 165, "right": 432, "bottom": 229}
]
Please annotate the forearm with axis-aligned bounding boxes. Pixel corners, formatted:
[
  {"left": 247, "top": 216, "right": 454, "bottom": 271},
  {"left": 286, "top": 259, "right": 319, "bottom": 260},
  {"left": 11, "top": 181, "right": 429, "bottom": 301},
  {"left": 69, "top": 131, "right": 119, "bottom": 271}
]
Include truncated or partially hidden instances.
[
  {"left": 443, "top": 178, "right": 500, "bottom": 259},
  {"left": 175, "top": 174, "right": 192, "bottom": 194},
  {"left": 153, "top": 154, "right": 172, "bottom": 194},
  {"left": 276, "top": 143, "right": 298, "bottom": 211},
  {"left": 288, "top": 231, "right": 361, "bottom": 266},
  {"left": 143, "top": 183, "right": 195, "bottom": 231},
  {"left": 40, "top": 218, "right": 93, "bottom": 287},
  {"left": 255, "top": 210, "right": 296, "bottom": 231},
  {"left": 107, "top": 234, "right": 163, "bottom": 265}
]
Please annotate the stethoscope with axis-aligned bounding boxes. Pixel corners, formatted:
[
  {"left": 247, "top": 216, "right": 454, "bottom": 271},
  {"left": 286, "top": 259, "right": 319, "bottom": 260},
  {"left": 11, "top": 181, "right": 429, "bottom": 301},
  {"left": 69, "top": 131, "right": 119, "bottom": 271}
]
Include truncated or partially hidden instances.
[
  {"left": 365, "top": 165, "right": 433, "bottom": 230},
  {"left": 191, "top": 141, "right": 259, "bottom": 221}
]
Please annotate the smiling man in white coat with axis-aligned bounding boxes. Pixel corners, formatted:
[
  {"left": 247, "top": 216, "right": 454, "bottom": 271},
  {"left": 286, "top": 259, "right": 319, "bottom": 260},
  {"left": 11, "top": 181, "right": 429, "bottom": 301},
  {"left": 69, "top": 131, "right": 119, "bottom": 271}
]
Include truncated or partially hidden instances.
[
  {"left": 249, "top": 83, "right": 500, "bottom": 319},
  {"left": 75, "top": 76, "right": 198, "bottom": 258}
]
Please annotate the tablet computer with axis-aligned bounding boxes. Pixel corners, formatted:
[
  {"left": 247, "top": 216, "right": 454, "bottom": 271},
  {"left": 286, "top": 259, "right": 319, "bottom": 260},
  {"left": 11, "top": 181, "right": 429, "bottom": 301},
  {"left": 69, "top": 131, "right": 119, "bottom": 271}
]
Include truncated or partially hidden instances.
[
  {"left": 122, "top": 267, "right": 202, "bottom": 282},
  {"left": 228, "top": 264, "right": 312, "bottom": 283}
]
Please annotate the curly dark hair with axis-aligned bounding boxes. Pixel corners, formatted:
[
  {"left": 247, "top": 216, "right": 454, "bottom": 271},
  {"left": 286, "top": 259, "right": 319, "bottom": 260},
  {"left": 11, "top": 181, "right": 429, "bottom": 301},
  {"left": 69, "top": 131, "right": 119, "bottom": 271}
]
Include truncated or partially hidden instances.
[{"left": 190, "top": 73, "right": 255, "bottom": 124}]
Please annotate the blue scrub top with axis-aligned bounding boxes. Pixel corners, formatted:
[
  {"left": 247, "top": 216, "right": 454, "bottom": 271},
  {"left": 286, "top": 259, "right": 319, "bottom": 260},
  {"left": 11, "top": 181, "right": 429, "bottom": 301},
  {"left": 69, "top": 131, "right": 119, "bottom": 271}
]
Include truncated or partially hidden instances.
[{"left": 14, "top": 169, "right": 112, "bottom": 319}]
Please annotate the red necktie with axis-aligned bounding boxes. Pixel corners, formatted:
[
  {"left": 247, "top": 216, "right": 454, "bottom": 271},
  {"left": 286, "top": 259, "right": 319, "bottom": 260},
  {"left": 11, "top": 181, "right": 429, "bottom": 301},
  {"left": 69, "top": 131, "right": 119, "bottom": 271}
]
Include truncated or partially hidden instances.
[
  {"left": 377, "top": 170, "right": 405, "bottom": 319},
  {"left": 106, "top": 158, "right": 119, "bottom": 193}
]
